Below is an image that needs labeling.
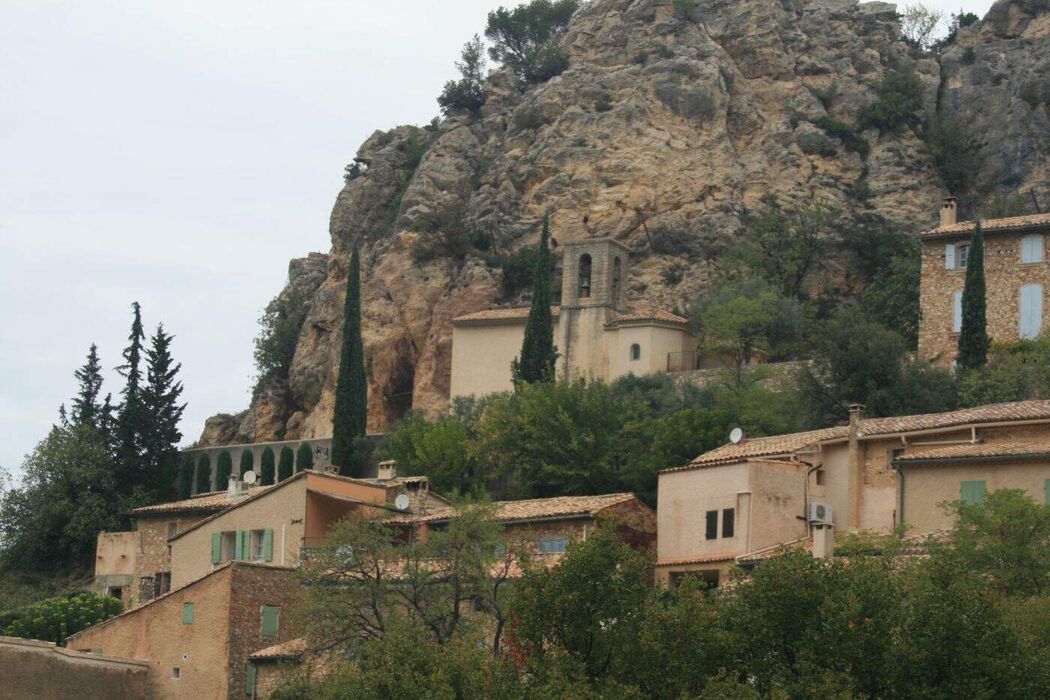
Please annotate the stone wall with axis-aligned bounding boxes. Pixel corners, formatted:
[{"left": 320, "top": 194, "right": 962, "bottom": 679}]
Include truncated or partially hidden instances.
[
  {"left": 0, "top": 636, "right": 149, "bottom": 700},
  {"left": 226, "top": 565, "right": 301, "bottom": 698}
]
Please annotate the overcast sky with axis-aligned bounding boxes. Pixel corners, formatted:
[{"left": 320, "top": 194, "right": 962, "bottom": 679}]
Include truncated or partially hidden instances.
[{"left": 0, "top": 0, "right": 994, "bottom": 486}]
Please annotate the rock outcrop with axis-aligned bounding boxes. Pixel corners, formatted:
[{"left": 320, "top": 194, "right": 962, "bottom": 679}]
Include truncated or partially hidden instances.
[{"left": 198, "top": 0, "right": 1050, "bottom": 446}]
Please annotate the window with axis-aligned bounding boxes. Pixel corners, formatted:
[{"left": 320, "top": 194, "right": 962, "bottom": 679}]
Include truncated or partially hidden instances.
[
  {"left": 722, "top": 508, "right": 735, "bottom": 538},
  {"left": 629, "top": 343, "right": 641, "bottom": 361},
  {"left": 945, "top": 243, "right": 955, "bottom": 270},
  {"left": 251, "top": 530, "right": 265, "bottom": 561},
  {"left": 260, "top": 605, "right": 280, "bottom": 638},
  {"left": 612, "top": 256, "right": 622, "bottom": 301},
  {"left": 108, "top": 586, "right": 123, "bottom": 600},
  {"left": 578, "top": 254, "right": 592, "bottom": 298},
  {"left": 538, "top": 538, "right": 567, "bottom": 554},
  {"left": 1022, "top": 234, "right": 1044, "bottom": 263},
  {"left": 952, "top": 291, "right": 963, "bottom": 333},
  {"left": 182, "top": 603, "right": 196, "bottom": 625},
  {"left": 245, "top": 662, "right": 257, "bottom": 696},
  {"left": 154, "top": 572, "right": 171, "bottom": 597},
  {"left": 213, "top": 531, "right": 237, "bottom": 564},
  {"left": 705, "top": 510, "right": 718, "bottom": 540},
  {"left": 815, "top": 469, "right": 826, "bottom": 486},
  {"left": 172, "top": 667, "right": 181, "bottom": 680},
  {"left": 956, "top": 243, "right": 970, "bottom": 269},
  {"left": 961, "top": 480, "right": 987, "bottom": 505},
  {"left": 1020, "top": 284, "right": 1044, "bottom": 339}
]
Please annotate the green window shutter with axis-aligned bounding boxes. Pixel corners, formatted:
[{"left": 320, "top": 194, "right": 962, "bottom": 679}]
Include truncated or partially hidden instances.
[
  {"left": 183, "top": 602, "right": 195, "bottom": 624},
  {"left": 961, "top": 481, "right": 971, "bottom": 504},
  {"left": 245, "top": 662, "right": 257, "bottom": 696},
  {"left": 262, "top": 529, "right": 273, "bottom": 562},
  {"left": 237, "top": 531, "right": 247, "bottom": 561},
  {"left": 211, "top": 533, "right": 221, "bottom": 564},
  {"left": 1045, "top": 479, "right": 1050, "bottom": 505},
  {"left": 260, "top": 605, "right": 280, "bottom": 638},
  {"left": 974, "top": 481, "right": 987, "bottom": 505}
]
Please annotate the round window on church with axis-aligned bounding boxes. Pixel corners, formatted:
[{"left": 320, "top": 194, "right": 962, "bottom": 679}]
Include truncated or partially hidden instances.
[{"left": 630, "top": 343, "right": 641, "bottom": 361}]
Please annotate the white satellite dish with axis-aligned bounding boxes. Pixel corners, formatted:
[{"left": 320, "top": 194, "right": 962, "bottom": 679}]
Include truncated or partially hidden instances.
[
  {"left": 242, "top": 470, "right": 258, "bottom": 485},
  {"left": 394, "top": 494, "right": 411, "bottom": 511},
  {"left": 729, "top": 427, "right": 745, "bottom": 444}
]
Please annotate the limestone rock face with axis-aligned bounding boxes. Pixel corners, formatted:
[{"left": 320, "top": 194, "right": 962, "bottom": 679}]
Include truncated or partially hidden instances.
[{"left": 197, "top": 0, "right": 1050, "bottom": 446}]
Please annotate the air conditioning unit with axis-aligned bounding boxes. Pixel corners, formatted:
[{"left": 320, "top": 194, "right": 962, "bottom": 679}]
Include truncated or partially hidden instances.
[{"left": 807, "top": 501, "right": 833, "bottom": 524}]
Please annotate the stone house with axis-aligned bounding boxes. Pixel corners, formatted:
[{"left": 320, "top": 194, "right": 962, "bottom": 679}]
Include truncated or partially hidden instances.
[
  {"left": 450, "top": 238, "right": 697, "bottom": 399},
  {"left": 67, "top": 562, "right": 299, "bottom": 700},
  {"left": 918, "top": 198, "right": 1050, "bottom": 365},
  {"left": 656, "top": 400, "right": 1050, "bottom": 587}
]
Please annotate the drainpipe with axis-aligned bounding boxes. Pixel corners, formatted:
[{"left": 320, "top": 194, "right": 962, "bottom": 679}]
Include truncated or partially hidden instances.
[
  {"left": 893, "top": 461, "right": 906, "bottom": 529},
  {"left": 846, "top": 403, "right": 864, "bottom": 531}
]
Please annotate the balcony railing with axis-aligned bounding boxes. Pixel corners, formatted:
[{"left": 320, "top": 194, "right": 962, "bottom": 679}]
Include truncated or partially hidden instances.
[{"left": 666, "top": 350, "right": 701, "bottom": 373}]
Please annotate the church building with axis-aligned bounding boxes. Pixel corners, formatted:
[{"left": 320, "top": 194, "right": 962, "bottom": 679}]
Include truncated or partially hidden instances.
[{"left": 449, "top": 238, "right": 696, "bottom": 399}]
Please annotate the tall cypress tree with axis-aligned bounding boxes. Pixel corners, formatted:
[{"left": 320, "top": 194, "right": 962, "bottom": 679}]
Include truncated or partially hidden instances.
[
  {"left": 71, "top": 344, "right": 104, "bottom": 430},
  {"left": 958, "top": 221, "right": 989, "bottom": 370},
  {"left": 115, "top": 302, "right": 148, "bottom": 491},
  {"left": 142, "top": 324, "right": 185, "bottom": 499},
  {"left": 332, "top": 248, "right": 368, "bottom": 472},
  {"left": 512, "top": 216, "right": 557, "bottom": 385}
]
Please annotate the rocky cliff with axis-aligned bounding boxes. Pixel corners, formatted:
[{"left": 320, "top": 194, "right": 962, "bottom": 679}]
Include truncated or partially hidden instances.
[{"left": 199, "top": 0, "right": 1050, "bottom": 446}]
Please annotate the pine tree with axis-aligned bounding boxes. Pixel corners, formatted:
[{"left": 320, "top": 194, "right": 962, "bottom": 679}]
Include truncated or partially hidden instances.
[
  {"left": 71, "top": 344, "right": 104, "bottom": 430},
  {"left": 512, "top": 216, "right": 558, "bottom": 385},
  {"left": 278, "top": 447, "right": 295, "bottom": 482},
  {"left": 332, "top": 248, "right": 368, "bottom": 472},
  {"left": 141, "top": 324, "right": 185, "bottom": 499},
  {"left": 195, "top": 455, "right": 212, "bottom": 494},
  {"left": 260, "top": 447, "right": 276, "bottom": 485},
  {"left": 296, "top": 443, "right": 314, "bottom": 472},
  {"left": 115, "top": 302, "right": 148, "bottom": 491},
  {"left": 958, "top": 221, "right": 989, "bottom": 370}
]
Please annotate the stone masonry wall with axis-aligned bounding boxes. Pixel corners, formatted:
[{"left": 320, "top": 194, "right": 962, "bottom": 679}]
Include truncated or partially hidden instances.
[
  {"left": 226, "top": 565, "right": 300, "bottom": 700},
  {"left": 0, "top": 636, "right": 149, "bottom": 700}
]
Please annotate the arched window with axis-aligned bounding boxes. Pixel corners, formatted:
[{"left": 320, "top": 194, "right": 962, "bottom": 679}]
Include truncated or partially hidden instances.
[
  {"left": 578, "top": 254, "right": 592, "bottom": 298},
  {"left": 612, "top": 256, "right": 622, "bottom": 302},
  {"left": 630, "top": 343, "right": 641, "bottom": 361}
]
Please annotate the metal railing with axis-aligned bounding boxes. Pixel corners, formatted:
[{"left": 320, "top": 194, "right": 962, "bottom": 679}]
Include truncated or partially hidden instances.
[{"left": 666, "top": 350, "right": 701, "bottom": 373}]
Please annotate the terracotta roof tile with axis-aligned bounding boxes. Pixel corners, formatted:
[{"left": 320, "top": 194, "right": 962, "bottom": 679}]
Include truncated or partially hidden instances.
[
  {"left": 608, "top": 307, "right": 689, "bottom": 326},
  {"left": 656, "top": 553, "right": 740, "bottom": 566},
  {"left": 385, "top": 493, "right": 639, "bottom": 525},
  {"left": 129, "top": 488, "right": 270, "bottom": 516},
  {"left": 919, "top": 212, "right": 1050, "bottom": 238},
  {"left": 669, "top": 427, "right": 847, "bottom": 471},
  {"left": 249, "top": 637, "right": 307, "bottom": 662},
  {"left": 897, "top": 438, "right": 1050, "bottom": 462},
  {"left": 453, "top": 307, "right": 560, "bottom": 323}
]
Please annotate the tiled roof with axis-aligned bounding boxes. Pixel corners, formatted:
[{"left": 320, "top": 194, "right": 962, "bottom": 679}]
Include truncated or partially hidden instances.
[
  {"left": 656, "top": 553, "right": 740, "bottom": 567},
  {"left": 385, "top": 492, "right": 639, "bottom": 525},
  {"left": 608, "top": 307, "right": 689, "bottom": 326},
  {"left": 453, "top": 307, "right": 560, "bottom": 323},
  {"left": 674, "top": 401, "right": 1050, "bottom": 472},
  {"left": 129, "top": 488, "right": 268, "bottom": 516},
  {"left": 919, "top": 212, "right": 1050, "bottom": 238},
  {"left": 249, "top": 637, "right": 307, "bottom": 662},
  {"left": 735, "top": 537, "right": 812, "bottom": 564},
  {"left": 897, "top": 438, "right": 1050, "bottom": 463}
]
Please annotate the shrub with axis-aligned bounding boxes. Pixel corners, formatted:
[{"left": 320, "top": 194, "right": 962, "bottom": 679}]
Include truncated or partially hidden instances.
[
  {"left": 239, "top": 450, "right": 253, "bottom": 477},
  {"left": 594, "top": 93, "right": 613, "bottom": 112},
  {"left": 296, "top": 443, "right": 314, "bottom": 472},
  {"left": 2, "top": 591, "right": 122, "bottom": 645},
  {"left": 253, "top": 285, "right": 312, "bottom": 392},
  {"left": 278, "top": 447, "right": 295, "bottom": 482},
  {"left": 812, "top": 116, "right": 870, "bottom": 158},
  {"left": 488, "top": 244, "right": 559, "bottom": 302},
  {"left": 437, "top": 35, "right": 486, "bottom": 117},
  {"left": 858, "top": 68, "right": 923, "bottom": 134},
  {"left": 961, "top": 46, "right": 976, "bottom": 65},
  {"left": 195, "top": 455, "right": 211, "bottom": 493},
  {"left": 899, "top": 4, "right": 943, "bottom": 53},
  {"left": 673, "top": 0, "right": 697, "bottom": 17},
  {"left": 177, "top": 453, "right": 194, "bottom": 499},
  {"left": 410, "top": 200, "right": 491, "bottom": 264},
  {"left": 925, "top": 115, "right": 979, "bottom": 195},
  {"left": 485, "top": 0, "right": 580, "bottom": 84},
  {"left": 215, "top": 450, "right": 233, "bottom": 488},
  {"left": 981, "top": 192, "right": 1033, "bottom": 218},
  {"left": 513, "top": 105, "right": 551, "bottom": 131},
  {"left": 260, "top": 447, "right": 276, "bottom": 486}
]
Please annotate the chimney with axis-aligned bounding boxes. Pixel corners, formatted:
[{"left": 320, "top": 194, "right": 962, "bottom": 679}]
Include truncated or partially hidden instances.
[
  {"left": 940, "top": 197, "right": 959, "bottom": 227},
  {"left": 226, "top": 475, "right": 244, "bottom": 498},
  {"left": 377, "top": 460, "right": 397, "bottom": 481},
  {"left": 812, "top": 523, "right": 834, "bottom": 559}
]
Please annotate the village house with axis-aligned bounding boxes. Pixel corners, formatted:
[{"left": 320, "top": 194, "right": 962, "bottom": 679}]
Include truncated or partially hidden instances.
[
  {"left": 450, "top": 238, "right": 699, "bottom": 399},
  {"left": 918, "top": 198, "right": 1050, "bottom": 366},
  {"left": 656, "top": 400, "right": 1050, "bottom": 587}
]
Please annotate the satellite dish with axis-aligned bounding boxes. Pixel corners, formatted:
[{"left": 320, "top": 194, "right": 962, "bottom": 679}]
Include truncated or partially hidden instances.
[
  {"left": 729, "top": 427, "right": 745, "bottom": 445},
  {"left": 242, "top": 470, "right": 258, "bottom": 485},
  {"left": 394, "top": 494, "right": 411, "bottom": 511}
]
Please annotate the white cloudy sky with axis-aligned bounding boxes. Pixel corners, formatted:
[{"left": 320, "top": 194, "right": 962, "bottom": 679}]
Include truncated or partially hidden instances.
[{"left": 0, "top": 0, "right": 994, "bottom": 484}]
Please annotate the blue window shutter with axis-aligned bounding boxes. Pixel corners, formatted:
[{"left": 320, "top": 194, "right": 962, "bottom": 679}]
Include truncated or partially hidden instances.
[
  {"left": 945, "top": 243, "right": 956, "bottom": 269},
  {"left": 245, "top": 662, "right": 257, "bottom": 696},
  {"left": 183, "top": 603, "right": 195, "bottom": 625},
  {"left": 211, "top": 533, "right": 221, "bottom": 564},
  {"left": 262, "top": 529, "right": 273, "bottom": 562}
]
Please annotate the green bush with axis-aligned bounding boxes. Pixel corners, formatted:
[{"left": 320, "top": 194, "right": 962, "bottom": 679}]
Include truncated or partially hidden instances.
[
  {"left": 2, "top": 591, "right": 122, "bottom": 645},
  {"left": 278, "top": 447, "right": 295, "bottom": 482},
  {"left": 260, "top": 447, "right": 276, "bottom": 486},
  {"left": 485, "top": 0, "right": 579, "bottom": 84},
  {"left": 296, "top": 443, "right": 314, "bottom": 472},
  {"left": 962, "top": 46, "right": 976, "bottom": 65},
  {"left": 488, "top": 244, "right": 559, "bottom": 302},
  {"left": 858, "top": 68, "right": 923, "bottom": 134},
  {"left": 215, "top": 450, "right": 233, "bottom": 488},
  {"left": 437, "top": 35, "right": 486, "bottom": 117},
  {"left": 253, "top": 285, "right": 312, "bottom": 392},
  {"left": 410, "top": 200, "right": 491, "bottom": 265},
  {"left": 195, "top": 455, "right": 211, "bottom": 494},
  {"left": 512, "top": 105, "right": 551, "bottom": 131},
  {"left": 812, "top": 116, "right": 870, "bottom": 158},
  {"left": 925, "top": 115, "right": 979, "bottom": 195}
]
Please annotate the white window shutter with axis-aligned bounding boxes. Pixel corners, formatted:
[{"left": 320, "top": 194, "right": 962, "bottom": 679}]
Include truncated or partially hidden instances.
[
  {"left": 1022, "top": 234, "right": 1044, "bottom": 263},
  {"left": 945, "top": 243, "right": 956, "bottom": 270},
  {"left": 953, "top": 291, "right": 963, "bottom": 332},
  {"left": 1020, "top": 285, "right": 1044, "bottom": 339}
]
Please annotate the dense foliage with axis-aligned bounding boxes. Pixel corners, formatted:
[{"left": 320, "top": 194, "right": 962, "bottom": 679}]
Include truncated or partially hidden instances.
[
  {"left": 253, "top": 284, "right": 312, "bottom": 393},
  {"left": 859, "top": 68, "right": 923, "bottom": 134},
  {"left": 260, "top": 447, "right": 276, "bottom": 486},
  {"left": 2, "top": 591, "right": 122, "bottom": 645},
  {"left": 438, "top": 35, "right": 487, "bottom": 116},
  {"left": 958, "top": 337, "right": 1050, "bottom": 406},
  {"left": 332, "top": 249, "right": 368, "bottom": 473},
  {"left": 296, "top": 443, "right": 314, "bottom": 471},
  {"left": 485, "top": 0, "right": 580, "bottom": 84},
  {"left": 278, "top": 447, "right": 295, "bottom": 482}
]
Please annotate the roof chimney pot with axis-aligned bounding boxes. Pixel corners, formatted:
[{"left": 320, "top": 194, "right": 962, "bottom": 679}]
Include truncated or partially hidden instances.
[
  {"left": 377, "top": 460, "right": 397, "bottom": 481},
  {"left": 940, "top": 197, "right": 959, "bottom": 227}
]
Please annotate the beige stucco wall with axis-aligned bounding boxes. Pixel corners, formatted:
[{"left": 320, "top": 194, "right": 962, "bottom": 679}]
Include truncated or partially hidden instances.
[
  {"left": 96, "top": 531, "right": 138, "bottom": 577},
  {"left": 747, "top": 461, "right": 809, "bottom": 550},
  {"left": 656, "top": 464, "right": 750, "bottom": 564},
  {"left": 0, "top": 637, "right": 149, "bottom": 700},
  {"left": 450, "top": 319, "right": 563, "bottom": 399},
  {"left": 607, "top": 324, "right": 695, "bottom": 379}
]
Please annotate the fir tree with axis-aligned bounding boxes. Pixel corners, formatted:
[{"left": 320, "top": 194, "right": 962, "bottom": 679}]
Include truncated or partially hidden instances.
[
  {"left": 260, "top": 447, "right": 276, "bottom": 485},
  {"left": 512, "top": 216, "right": 558, "bottom": 385},
  {"left": 115, "top": 302, "right": 148, "bottom": 491},
  {"left": 958, "top": 221, "right": 989, "bottom": 370},
  {"left": 332, "top": 248, "right": 368, "bottom": 472},
  {"left": 71, "top": 344, "right": 104, "bottom": 430},
  {"left": 296, "top": 443, "right": 314, "bottom": 472},
  {"left": 278, "top": 447, "right": 295, "bottom": 482},
  {"left": 142, "top": 324, "right": 185, "bottom": 499}
]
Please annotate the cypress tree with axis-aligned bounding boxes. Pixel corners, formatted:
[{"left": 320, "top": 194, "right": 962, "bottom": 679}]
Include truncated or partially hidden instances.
[
  {"left": 296, "top": 443, "right": 314, "bottom": 472},
  {"left": 332, "top": 248, "right": 368, "bottom": 472},
  {"left": 115, "top": 302, "right": 148, "bottom": 491},
  {"left": 216, "top": 450, "right": 233, "bottom": 488},
  {"left": 142, "top": 324, "right": 185, "bottom": 499},
  {"left": 260, "top": 447, "right": 276, "bottom": 485},
  {"left": 239, "top": 450, "right": 254, "bottom": 478},
  {"left": 511, "top": 216, "right": 557, "bottom": 385},
  {"left": 195, "top": 455, "right": 211, "bottom": 494},
  {"left": 958, "top": 221, "right": 989, "bottom": 370},
  {"left": 71, "top": 344, "right": 104, "bottom": 430},
  {"left": 278, "top": 447, "right": 295, "bottom": 482},
  {"left": 177, "top": 454, "right": 194, "bottom": 499}
]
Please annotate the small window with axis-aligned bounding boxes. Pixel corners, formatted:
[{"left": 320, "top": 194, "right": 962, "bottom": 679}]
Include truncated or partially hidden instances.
[
  {"left": 629, "top": 343, "right": 641, "bottom": 361},
  {"left": 722, "top": 508, "right": 735, "bottom": 538},
  {"left": 1021, "top": 234, "right": 1044, "bottom": 263},
  {"left": 250, "top": 530, "right": 266, "bottom": 561},
  {"left": 815, "top": 469, "right": 826, "bottom": 486},
  {"left": 172, "top": 667, "right": 181, "bottom": 680},
  {"left": 961, "top": 480, "right": 987, "bottom": 506},
  {"left": 182, "top": 602, "right": 195, "bottom": 625},
  {"left": 156, "top": 572, "right": 171, "bottom": 596},
  {"left": 538, "top": 538, "right": 567, "bottom": 554},
  {"left": 952, "top": 291, "right": 963, "bottom": 333},
  {"left": 956, "top": 243, "right": 970, "bottom": 269},
  {"left": 260, "top": 605, "right": 280, "bottom": 638},
  {"left": 578, "top": 254, "right": 592, "bottom": 298},
  {"left": 220, "top": 531, "right": 237, "bottom": 563},
  {"left": 705, "top": 510, "right": 718, "bottom": 540}
]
